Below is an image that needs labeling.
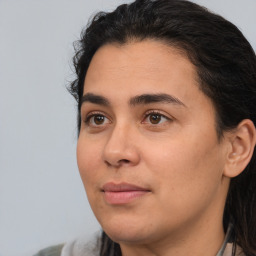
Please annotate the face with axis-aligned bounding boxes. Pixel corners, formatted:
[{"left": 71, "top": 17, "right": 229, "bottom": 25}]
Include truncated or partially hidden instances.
[{"left": 77, "top": 41, "right": 229, "bottom": 247}]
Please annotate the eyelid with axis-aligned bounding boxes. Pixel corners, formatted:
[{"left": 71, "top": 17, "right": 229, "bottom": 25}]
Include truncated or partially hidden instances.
[
  {"left": 84, "top": 111, "right": 112, "bottom": 125},
  {"left": 142, "top": 109, "right": 173, "bottom": 122},
  {"left": 82, "top": 109, "right": 173, "bottom": 127}
]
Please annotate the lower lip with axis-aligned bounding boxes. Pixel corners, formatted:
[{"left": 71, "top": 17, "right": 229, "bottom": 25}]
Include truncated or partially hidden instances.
[{"left": 103, "top": 190, "right": 149, "bottom": 205}]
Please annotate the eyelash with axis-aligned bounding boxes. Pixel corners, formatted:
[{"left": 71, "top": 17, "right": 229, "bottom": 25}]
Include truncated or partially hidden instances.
[
  {"left": 83, "top": 110, "right": 172, "bottom": 127},
  {"left": 84, "top": 111, "right": 111, "bottom": 126},
  {"left": 143, "top": 110, "right": 172, "bottom": 124}
]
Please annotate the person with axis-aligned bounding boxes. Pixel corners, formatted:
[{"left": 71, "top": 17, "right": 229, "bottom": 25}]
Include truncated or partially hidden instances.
[{"left": 34, "top": 0, "right": 256, "bottom": 255}]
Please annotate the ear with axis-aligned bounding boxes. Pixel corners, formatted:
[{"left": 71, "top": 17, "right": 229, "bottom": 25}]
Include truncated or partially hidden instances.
[{"left": 224, "top": 119, "right": 256, "bottom": 178}]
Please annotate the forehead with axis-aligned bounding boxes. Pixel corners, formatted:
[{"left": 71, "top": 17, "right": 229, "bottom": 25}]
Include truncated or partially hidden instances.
[
  {"left": 85, "top": 40, "right": 198, "bottom": 94},
  {"left": 82, "top": 40, "right": 218, "bottom": 138},
  {"left": 83, "top": 40, "right": 210, "bottom": 110}
]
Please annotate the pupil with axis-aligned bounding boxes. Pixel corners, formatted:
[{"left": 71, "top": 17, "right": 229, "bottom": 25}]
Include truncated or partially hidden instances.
[
  {"left": 94, "top": 115, "right": 104, "bottom": 124},
  {"left": 150, "top": 114, "right": 161, "bottom": 124}
]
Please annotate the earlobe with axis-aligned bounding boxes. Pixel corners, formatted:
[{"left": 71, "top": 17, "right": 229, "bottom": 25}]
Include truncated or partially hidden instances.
[{"left": 224, "top": 119, "right": 256, "bottom": 178}]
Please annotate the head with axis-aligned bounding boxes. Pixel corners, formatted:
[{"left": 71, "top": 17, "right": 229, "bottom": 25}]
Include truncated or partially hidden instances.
[{"left": 69, "top": 0, "right": 256, "bottom": 255}]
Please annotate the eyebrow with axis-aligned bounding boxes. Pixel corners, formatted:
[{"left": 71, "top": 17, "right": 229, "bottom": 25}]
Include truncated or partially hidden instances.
[
  {"left": 81, "top": 93, "right": 110, "bottom": 106},
  {"left": 129, "top": 93, "right": 186, "bottom": 107},
  {"left": 81, "top": 93, "right": 186, "bottom": 107}
]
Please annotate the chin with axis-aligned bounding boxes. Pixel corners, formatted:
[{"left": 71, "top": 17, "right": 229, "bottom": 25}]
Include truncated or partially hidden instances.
[
  {"left": 100, "top": 215, "right": 155, "bottom": 245},
  {"left": 106, "top": 229, "right": 150, "bottom": 245}
]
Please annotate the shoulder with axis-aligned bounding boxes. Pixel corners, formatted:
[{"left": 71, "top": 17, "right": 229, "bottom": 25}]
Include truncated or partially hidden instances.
[
  {"left": 33, "top": 244, "right": 65, "bottom": 256},
  {"left": 33, "top": 234, "right": 101, "bottom": 256},
  {"left": 61, "top": 235, "right": 100, "bottom": 256}
]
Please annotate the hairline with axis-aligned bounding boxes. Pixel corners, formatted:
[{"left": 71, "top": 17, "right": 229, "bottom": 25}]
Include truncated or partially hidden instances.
[{"left": 80, "top": 37, "right": 225, "bottom": 140}]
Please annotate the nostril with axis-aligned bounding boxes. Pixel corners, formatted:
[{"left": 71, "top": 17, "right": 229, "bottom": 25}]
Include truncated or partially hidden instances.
[
  {"left": 104, "top": 159, "right": 130, "bottom": 167},
  {"left": 119, "top": 159, "right": 130, "bottom": 164}
]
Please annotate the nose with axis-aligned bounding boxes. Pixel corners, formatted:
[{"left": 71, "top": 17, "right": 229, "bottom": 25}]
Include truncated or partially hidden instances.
[{"left": 102, "top": 124, "right": 140, "bottom": 168}]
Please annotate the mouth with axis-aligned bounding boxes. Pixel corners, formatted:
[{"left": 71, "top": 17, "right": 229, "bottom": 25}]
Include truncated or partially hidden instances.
[{"left": 102, "top": 182, "right": 151, "bottom": 205}]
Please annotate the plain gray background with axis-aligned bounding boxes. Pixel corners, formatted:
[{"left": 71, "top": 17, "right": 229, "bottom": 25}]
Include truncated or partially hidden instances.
[{"left": 0, "top": 0, "right": 255, "bottom": 255}]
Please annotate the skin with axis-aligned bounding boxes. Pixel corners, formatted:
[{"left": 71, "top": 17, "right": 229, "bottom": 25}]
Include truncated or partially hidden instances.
[{"left": 77, "top": 40, "right": 235, "bottom": 256}]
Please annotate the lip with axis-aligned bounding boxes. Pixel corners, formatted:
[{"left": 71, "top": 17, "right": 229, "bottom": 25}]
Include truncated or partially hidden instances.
[{"left": 102, "top": 182, "right": 150, "bottom": 205}]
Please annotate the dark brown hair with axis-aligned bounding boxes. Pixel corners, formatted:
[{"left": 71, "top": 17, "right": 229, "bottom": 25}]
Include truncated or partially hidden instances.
[{"left": 69, "top": 0, "right": 256, "bottom": 255}]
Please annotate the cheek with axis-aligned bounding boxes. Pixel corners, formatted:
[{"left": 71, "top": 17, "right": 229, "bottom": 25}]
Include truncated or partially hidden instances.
[
  {"left": 76, "top": 136, "right": 113, "bottom": 227},
  {"left": 143, "top": 132, "right": 224, "bottom": 202},
  {"left": 76, "top": 137, "right": 103, "bottom": 188}
]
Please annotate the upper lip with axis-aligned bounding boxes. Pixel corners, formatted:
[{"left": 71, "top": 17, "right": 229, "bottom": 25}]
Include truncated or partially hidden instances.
[{"left": 102, "top": 182, "right": 149, "bottom": 192}]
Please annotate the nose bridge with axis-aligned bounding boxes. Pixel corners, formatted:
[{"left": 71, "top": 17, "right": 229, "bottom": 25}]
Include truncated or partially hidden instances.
[{"left": 103, "top": 120, "right": 140, "bottom": 167}]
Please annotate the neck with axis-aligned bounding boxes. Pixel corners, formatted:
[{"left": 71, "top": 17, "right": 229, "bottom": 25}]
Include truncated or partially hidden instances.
[
  {"left": 120, "top": 220, "right": 225, "bottom": 256},
  {"left": 119, "top": 192, "right": 228, "bottom": 256}
]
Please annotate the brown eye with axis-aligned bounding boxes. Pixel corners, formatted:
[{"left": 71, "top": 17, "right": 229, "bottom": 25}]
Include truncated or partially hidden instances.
[
  {"left": 143, "top": 111, "right": 171, "bottom": 126},
  {"left": 85, "top": 113, "right": 110, "bottom": 127},
  {"left": 149, "top": 114, "right": 162, "bottom": 124},
  {"left": 93, "top": 115, "right": 105, "bottom": 125}
]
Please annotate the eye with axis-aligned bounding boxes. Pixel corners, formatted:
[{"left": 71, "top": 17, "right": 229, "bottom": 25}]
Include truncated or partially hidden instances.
[
  {"left": 85, "top": 113, "right": 111, "bottom": 127},
  {"left": 148, "top": 113, "right": 163, "bottom": 124},
  {"left": 143, "top": 111, "right": 171, "bottom": 125}
]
